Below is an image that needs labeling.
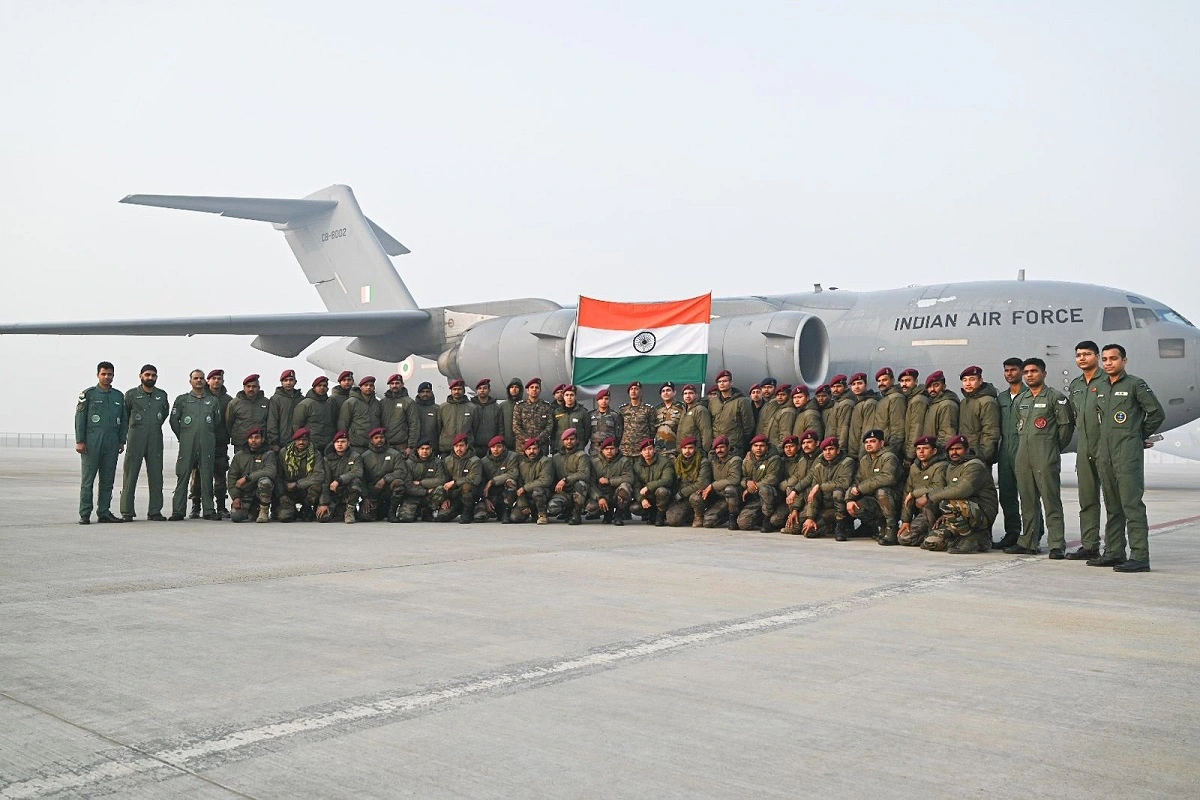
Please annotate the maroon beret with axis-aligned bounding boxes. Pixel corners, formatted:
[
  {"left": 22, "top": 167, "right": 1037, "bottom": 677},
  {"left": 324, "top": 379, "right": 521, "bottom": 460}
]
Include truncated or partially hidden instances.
[
  {"left": 638, "top": 437, "right": 655, "bottom": 451},
  {"left": 475, "top": 378, "right": 491, "bottom": 389},
  {"left": 925, "top": 371, "right": 945, "bottom": 386},
  {"left": 369, "top": 427, "right": 386, "bottom": 439},
  {"left": 488, "top": 435, "right": 506, "bottom": 447},
  {"left": 776, "top": 384, "right": 791, "bottom": 395},
  {"left": 246, "top": 426, "right": 264, "bottom": 438},
  {"left": 959, "top": 365, "right": 983, "bottom": 379},
  {"left": 628, "top": 381, "right": 642, "bottom": 390},
  {"left": 388, "top": 373, "right": 403, "bottom": 383},
  {"left": 914, "top": 435, "right": 937, "bottom": 448},
  {"left": 679, "top": 436, "right": 697, "bottom": 448},
  {"left": 526, "top": 377, "right": 541, "bottom": 387},
  {"left": 849, "top": 372, "right": 867, "bottom": 384},
  {"left": 523, "top": 438, "right": 540, "bottom": 450},
  {"left": 338, "top": 371, "right": 353, "bottom": 382},
  {"left": 552, "top": 383, "right": 567, "bottom": 394},
  {"left": 820, "top": 436, "right": 839, "bottom": 450},
  {"left": 312, "top": 375, "right": 328, "bottom": 387},
  {"left": 280, "top": 369, "right": 296, "bottom": 381},
  {"left": 561, "top": 427, "right": 577, "bottom": 440},
  {"left": 207, "top": 369, "right": 224, "bottom": 380},
  {"left": 682, "top": 384, "right": 697, "bottom": 392},
  {"left": 448, "top": 379, "right": 465, "bottom": 389},
  {"left": 750, "top": 434, "right": 768, "bottom": 445},
  {"left": 243, "top": 373, "right": 260, "bottom": 385},
  {"left": 750, "top": 383, "right": 761, "bottom": 392},
  {"left": 596, "top": 388, "right": 610, "bottom": 399},
  {"left": 782, "top": 435, "right": 800, "bottom": 446},
  {"left": 563, "top": 384, "right": 576, "bottom": 393},
  {"left": 947, "top": 434, "right": 968, "bottom": 449},
  {"left": 291, "top": 427, "right": 310, "bottom": 441},
  {"left": 333, "top": 430, "right": 349, "bottom": 441},
  {"left": 815, "top": 384, "right": 831, "bottom": 394},
  {"left": 830, "top": 374, "right": 848, "bottom": 386},
  {"left": 600, "top": 437, "right": 616, "bottom": 448},
  {"left": 715, "top": 370, "right": 732, "bottom": 381},
  {"left": 899, "top": 368, "right": 919, "bottom": 379},
  {"left": 875, "top": 367, "right": 894, "bottom": 380},
  {"left": 799, "top": 429, "right": 819, "bottom": 442},
  {"left": 453, "top": 432, "right": 470, "bottom": 446},
  {"left": 712, "top": 435, "right": 729, "bottom": 448},
  {"left": 793, "top": 384, "right": 809, "bottom": 396},
  {"left": 358, "top": 375, "right": 375, "bottom": 387}
]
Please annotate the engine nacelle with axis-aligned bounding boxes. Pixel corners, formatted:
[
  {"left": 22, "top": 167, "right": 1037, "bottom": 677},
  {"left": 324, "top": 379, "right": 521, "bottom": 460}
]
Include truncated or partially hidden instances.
[{"left": 440, "top": 309, "right": 828, "bottom": 389}]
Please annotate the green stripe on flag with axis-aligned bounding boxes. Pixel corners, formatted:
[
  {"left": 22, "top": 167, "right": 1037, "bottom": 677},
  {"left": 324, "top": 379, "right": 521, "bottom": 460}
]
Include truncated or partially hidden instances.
[{"left": 573, "top": 354, "right": 708, "bottom": 385}]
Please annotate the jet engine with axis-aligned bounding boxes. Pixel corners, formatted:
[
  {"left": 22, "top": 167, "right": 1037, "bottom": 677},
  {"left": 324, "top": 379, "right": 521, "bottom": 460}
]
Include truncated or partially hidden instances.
[{"left": 439, "top": 309, "right": 828, "bottom": 389}]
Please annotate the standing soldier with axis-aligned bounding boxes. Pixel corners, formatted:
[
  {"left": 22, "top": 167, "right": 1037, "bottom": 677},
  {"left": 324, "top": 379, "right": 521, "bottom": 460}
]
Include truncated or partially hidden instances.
[
  {"left": 653, "top": 382, "right": 685, "bottom": 454},
  {"left": 666, "top": 436, "right": 713, "bottom": 527},
  {"left": 873, "top": 368, "right": 907, "bottom": 458},
  {"left": 1090, "top": 344, "right": 1165, "bottom": 572},
  {"left": 748, "top": 383, "right": 765, "bottom": 423},
  {"left": 763, "top": 385, "right": 797, "bottom": 451},
  {"left": 276, "top": 428, "right": 325, "bottom": 522},
  {"left": 676, "top": 384, "right": 713, "bottom": 455},
  {"left": 826, "top": 375, "right": 855, "bottom": 448},
  {"left": 480, "top": 435, "right": 521, "bottom": 523},
  {"left": 900, "top": 368, "right": 928, "bottom": 465},
  {"left": 292, "top": 376, "right": 337, "bottom": 453},
  {"left": 1065, "top": 342, "right": 1105, "bottom": 560},
  {"left": 551, "top": 383, "right": 567, "bottom": 409},
  {"left": 701, "top": 435, "right": 743, "bottom": 530},
  {"left": 738, "top": 434, "right": 781, "bottom": 532},
  {"left": 754, "top": 377, "right": 779, "bottom": 437},
  {"left": 329, "top": 370, "right": 358, "bottom": 421},
  {"left": 76, "top": 360, "right": 127, "bottom": 524},
  {"left": 790, "top": 385, "right": 824, "bottom": 442},
  {"left": 412, "top": 381, "right": 441, "bottom": 449},
  {"left": 588, "top": 437, "right": 635, "bottom": 525},
  {"left": 920, "top": 435, "right": 998, "bottom": 554},
  {"left": 339, "top": 376, "right": 383, "bottom": 450},
  {"left": 437, "top": 379, "right": 476, "bottom": 455},
  {"left": 957, "top": 366, "right": 1000, "bottom": 465},
  {"left": 846, "top": 373, "right": 879, "bottom": 460},
  {"left": 618, "top": 381, "right": 656, "bottom": 457},
  {"left": 382, "top": 373, "right": 419, "bottom": 455},
  {"left": 226, "top": 427, "right": 277, "bottom": 523},
  {"left": 553, "top": 386, "right": 591, "bottom": 454},
  {"left": 169, "top": 369, "right": 222, "bottom": 521},
  {"left": 709, "top": 370, "right": 755, "bottom": 456},
  {"left": 361, "top": 427, "right": 406, "bottom": 522},
  {"left": 225, "top": 374, "right": 271, "bottom": 452},
  {"left": 512, "top": 377, "right": 555, "bottom": 455},
  {"left": 471, "top": 379, "right": 505, "bottom": 458},
  {"left": 1006, "top": 358, "right": 1075, "bottom": 558},
  {"left": 266, "top": 369, "right": 302, "bottom": 452},
  {"left": 514, "top": 438, "right": 553, "bottom": 524},
  {"left": 995, "top": 357, "right": 1034, "bottom": 549},
  {"left": 845, "top": 429, "right": 902, "bottom": 545},
  {"left": 548, "top": 428, "right": 592, "bottom": 525},
  {"left": 588, "top": 389, "right": 623, "bottom": 453},
  {"left": 922, "top": 371, "right": 960, "bottom": 451},
  {"left": 813, "top": 384, "right": 833, "bottom": 418},
  {"left": 439, "top": 433, "right": 483, "bottom": 523},
  {"left": 801, "top": 437, "right": 855, "bottom": 540},
  {"left": 119, "top": 364, "right": 169, "bottom": 522},
  {"left": 322, "top": 430, "right": 364, "bottom": 524},
  {"left": 633, "top": 438, "right": 676, "bottom": 526},
  {"left": 897, "top": 436, "right": 948, "bottom": 547},
  {"left": 501, "top": 378, "right": 524, "bottom": 448}
]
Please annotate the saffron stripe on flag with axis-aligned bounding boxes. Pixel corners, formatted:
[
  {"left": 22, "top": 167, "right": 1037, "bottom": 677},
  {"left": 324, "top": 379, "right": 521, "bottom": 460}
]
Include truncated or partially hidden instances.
[
  {"left": 577, "top": 295, "right": 711, "bottom": 330},
  {"left": 573, "top": 323, "right": 709, "bottom": 360},
  {"left": 573, "top": 354, "right": 709, "bottom": 385}
]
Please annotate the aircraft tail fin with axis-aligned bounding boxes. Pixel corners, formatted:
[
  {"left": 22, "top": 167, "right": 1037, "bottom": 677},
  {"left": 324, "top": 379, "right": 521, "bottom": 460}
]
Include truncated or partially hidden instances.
[{"left": 120, "top": 185, "right": 418, "bottom": 312}]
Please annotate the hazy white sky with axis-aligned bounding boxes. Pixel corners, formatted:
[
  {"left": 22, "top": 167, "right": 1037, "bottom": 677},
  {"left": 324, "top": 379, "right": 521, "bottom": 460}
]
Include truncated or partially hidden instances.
[{"left": 2, "top": 2, "right": 1197, "bottom": 431}]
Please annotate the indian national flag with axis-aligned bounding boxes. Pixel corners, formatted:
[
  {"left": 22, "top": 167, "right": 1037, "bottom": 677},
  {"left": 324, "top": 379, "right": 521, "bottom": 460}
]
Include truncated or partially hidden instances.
[{"left": 572, "top": 294, "right": 711, "bottom": 385}]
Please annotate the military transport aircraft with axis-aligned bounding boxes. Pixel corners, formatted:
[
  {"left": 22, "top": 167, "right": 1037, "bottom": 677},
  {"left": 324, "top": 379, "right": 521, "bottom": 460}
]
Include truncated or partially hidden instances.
[{"left": 3, "top": 184, "right": 1199, "bottom": 434}]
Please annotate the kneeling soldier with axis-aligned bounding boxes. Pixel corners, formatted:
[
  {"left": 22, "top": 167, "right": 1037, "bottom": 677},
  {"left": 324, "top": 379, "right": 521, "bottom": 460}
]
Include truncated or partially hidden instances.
[
  {"left": 322, "top": 430, "right": 364, "bottom": 523},
  {"left": 738, "top": 434, "right": 781, "bottom": 532},
  {"left": 633, "top": 437, "right": 675, "bottom": 526},
  {"left": 588, "top": 437, "right": 634, "bottom": 525},
  {"left": 701, "top": 436, "right": 743, "bottom": 529},
  {"left": 440, "top": 433, "right": 482, "bottom": 523},
  {"left": 480, "top": 435, "right": 521, "bottom": 523},
  {"left": 396, "top": 440, "right": 447, "bottom": 522},
  {"left": 846, "top": 429, "right": 902, "bottom": 545},
  {"left": 548, "top": 428, "right": 592, "bottom": 525},
  {"left": 514, "top": 438, "right": 553, "bottom": 524},
  {"left": 778, "top": 431, "right": 820, "bottom": 533},
  {"left": 921, "top": 435, "right": 998, "bottom": 553},
  {"left": 227, "top": 426, "right": 277, "bottom": 523},
  {"left": 362, "top": 426, "right": 405, "bottom": 521},
  {"left": 666, "top": 436, "right": 713, "bottom": 527},
  {"left": 897, "top": 436, "right": 947, "bottom": 546},
  {"left": 277, "top": 427, "right": 325, "bottom": 522},
  {"left": 801, "top": 436, "right": 856, "bottom": 540}
]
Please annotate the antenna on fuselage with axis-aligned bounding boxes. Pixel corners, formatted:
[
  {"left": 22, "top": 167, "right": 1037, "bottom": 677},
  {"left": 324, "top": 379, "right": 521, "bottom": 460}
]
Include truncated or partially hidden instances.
[{"left": 1017, "top": 269, "right": 1026, "bottom": 281}]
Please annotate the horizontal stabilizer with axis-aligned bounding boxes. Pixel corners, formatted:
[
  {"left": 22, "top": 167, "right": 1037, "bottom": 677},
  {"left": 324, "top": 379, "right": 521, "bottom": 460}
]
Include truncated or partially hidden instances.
[
  {"left": 120, "top": 194, "right": 337, "bottom": 225},
  {"left": 0, "top": 309, "right": 429, "bottom": 337}
]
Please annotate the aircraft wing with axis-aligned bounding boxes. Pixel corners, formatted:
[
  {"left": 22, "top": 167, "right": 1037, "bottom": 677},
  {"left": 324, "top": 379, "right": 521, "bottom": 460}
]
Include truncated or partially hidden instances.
[{"left": 0, "top": 309, "right": 429, "bottom": 337}]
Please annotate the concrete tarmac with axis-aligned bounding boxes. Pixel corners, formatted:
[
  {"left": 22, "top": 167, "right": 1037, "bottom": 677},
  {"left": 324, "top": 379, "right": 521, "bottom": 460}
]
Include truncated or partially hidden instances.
[{"left": 1, "top": 449, "right": 1198, "bottom": 799}]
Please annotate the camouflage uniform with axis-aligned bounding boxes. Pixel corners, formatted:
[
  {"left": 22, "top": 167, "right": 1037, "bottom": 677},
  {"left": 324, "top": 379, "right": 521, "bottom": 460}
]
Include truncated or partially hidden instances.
[
  {"left": 588, "top": 405, "right": 623, "bottom": 453},
  {"left": 618, "top": 401, "right": 655, "bottom": 457},
  {"left": 653, "top": 402, "right": 685, "bottom": 454},
  {"left": 512, "top": 399, "right": 555, "bottom": 454},
  {"left": 925, "top": 451, "right": 999, "bottom": 553},
  {"left": 275, "top": 440, "right": 325, "bottom": 522}
]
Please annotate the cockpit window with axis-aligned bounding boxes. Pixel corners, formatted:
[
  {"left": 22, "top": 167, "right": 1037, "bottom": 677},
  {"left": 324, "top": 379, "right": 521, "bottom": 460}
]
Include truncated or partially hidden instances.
[
  {"left": 1103, "top": 306, "right": 1132, "bottom": 331},
  {"left": 1133, "top": 308, "right": 1157, "bottom": 328},
  {"left": 1156, "top": 308, "right": 1195, "bottom": 327}
]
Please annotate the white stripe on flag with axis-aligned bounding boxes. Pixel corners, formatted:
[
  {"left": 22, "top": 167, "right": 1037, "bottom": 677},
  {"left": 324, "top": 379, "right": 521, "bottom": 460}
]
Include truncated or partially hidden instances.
[{"left": 574, "top": 322, "right": 708, "bottom": 360}]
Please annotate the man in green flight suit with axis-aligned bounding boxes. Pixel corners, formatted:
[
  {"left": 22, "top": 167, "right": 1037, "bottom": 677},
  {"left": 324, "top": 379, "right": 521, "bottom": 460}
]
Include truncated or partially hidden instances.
[
  {"left": 119, "top": 364, "right": 170, "bottom": 521},
  {"left": 1065, "top": 341, "right": 1106, "bottom": 560},
  {"left": 1089, "top": 343, "right": 1166, "bottom": 573},
  {"left": 1006, "top": 358, "right": 1076, "bottom": 558},
  {"left": 169, "top": 369, "right": 223, "bottom": 521},
  {"left": 76, "top": 360, "right": 127, "bottom": 524}
]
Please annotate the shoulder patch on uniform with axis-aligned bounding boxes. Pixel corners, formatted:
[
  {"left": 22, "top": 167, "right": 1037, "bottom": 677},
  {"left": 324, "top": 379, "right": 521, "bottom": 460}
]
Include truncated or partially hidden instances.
[{"left": 1057, "top": 399, "right": 1067, "bottom": 404}]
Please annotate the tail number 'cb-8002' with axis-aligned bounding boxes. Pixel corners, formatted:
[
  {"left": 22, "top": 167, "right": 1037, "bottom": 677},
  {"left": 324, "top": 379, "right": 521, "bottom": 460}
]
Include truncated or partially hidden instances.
[{"left": 321, "top": 228, "right": 348, "bottom": 243}]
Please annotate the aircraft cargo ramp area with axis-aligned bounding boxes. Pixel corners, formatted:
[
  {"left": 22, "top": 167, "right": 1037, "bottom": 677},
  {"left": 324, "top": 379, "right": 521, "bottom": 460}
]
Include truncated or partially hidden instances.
[{"left": 1, "top": 450, "right": 1198, "bottom": 799}]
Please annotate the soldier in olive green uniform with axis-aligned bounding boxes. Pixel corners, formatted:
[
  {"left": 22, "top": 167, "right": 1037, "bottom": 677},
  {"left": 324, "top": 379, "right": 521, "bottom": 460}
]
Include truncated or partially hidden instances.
[
  {"left": 439, "top": 433, "right": 483, "bottom": 523},
  {"left": 897, "top": 436, "right": 948, "bottom": 547},
  {"left": 995, "top": 357, "right": 1036, "bottom": 549},
  {"left": 292, "top": 376, "right": 337, "bottom": 452},
  {"left": 922, "top": 435, "right": 998, "bottom": 554},
  {"left": 801, "top": 436, "right": 856, "bottom": 540},
  {"left": 382, "top": 373, "right": 420, "bottom": 455},
  {"left": 322, "top": 431, "right": 364, "bottom": 524},
  {"left": 501, "top": 378, "right": 524, "bottom": 449},
  {"left": 480, "top": 435, "right": 522, "bottom": 523},
  {"left": 548, "top": 428, "right": 593, "bottom": 524},
  {"left": 957, "top": 366, "right": 1000, "bottom": 465},
  {"left": 553, "top": 387, "right": 591, "bottom": 456},
  {"left": 437, "top": 379, "right": 477, "bottom": 455},
  {"left": 666, "top": 436, "right": 713, "bottom": 527},
  {"left": 1008, "top": 358, "right": 1076, "bottom": 558},
  {"left": 702, "top": 435, "right": 744, "bottom": 530},
  {"left": 588, "top": 436, "right": 635, "bottom": 525},
  {"left": 226, "top": 427, "right": 278, "bottom": 523},
  {"left": 738, "top": 435, "right": 782, "bottom": 532},
  {"left": 762, "top": 385, "right": 797, "bottom": 452},
  {"left": 709, "top": 370, "right": 755, "bottom": 456},
  {"left": 514, "top": 438, "right": 553, "bottom": 524},
  {"left": 225, "top": 374, "right": 271, "bottom": 452},
  {"left": 921, "top": 371, "right": 960, "bottom": 451},
  {"left": 76, "top": 361, "right": 128, "bottom": 523},
  {"left": 339, "top": 376, "right": 384, "bottom": 450},
  {"left": 633, "top": 437, "right": 676, "bottom": 526},
  {"left": 773, "top": 434, "right": 817, "bottom": 532},
  {"left": 1065, "top": 342, "right": 1105, "bottom": 559},
  {"left": 899, "top": 368, "right": 929, "bottom": 464},
  {"left": 120, "top": 364, "right": 170, "bottom": 521},
  {"left": 170, "top": 369, "right": 223, "bottom": 521},
  {"left": 845, "top": 374, "right": 879, "bottom": 460},
  {"left": 471, "top": 379, "right": 505, "bottom": 458},
  {"left": 825, "top": 375, "right": 855, "bottom": 451},
  {"left": 676, "top": 384, "right": 713, "bottom": 456},
  {"left": 873, "top": 368, "right": 907, "bottom": 459},
  {"left": 190, "top": 369, "right": 232, "bottom": 518},
  {"left": 276, "top": 428, "right": 326, "bottom": 522},
  {"left": 266, "top": 369, "right": 302, "bottom": 452},
  {"left": 395, "top": 441, "right": 446, "bottom": 523},
  {"left": 361, "top": 427, "right": 406, "bottom": 522},
  {"left": 412, "top": 382, "right": 442, "bottom": 450},
  {"left": 1089, "top": 344, "right": 1165, "bottom": 572},
  {"left": 846, "top": 429, "right": 902, "bottom": 545},
  {"left": 790, "top": 385, "right": 824, "bottom": 442}
]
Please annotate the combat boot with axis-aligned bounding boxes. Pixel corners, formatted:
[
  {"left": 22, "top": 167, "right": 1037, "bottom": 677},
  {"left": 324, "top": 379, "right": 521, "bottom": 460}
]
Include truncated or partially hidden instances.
[
  {"left": 499, "top": 503, "right": 512, "bottom": 524},
  {"left": 459, "top": 501, "right": 475, "bottom": 524},
  {"left": 879, "top": 526, "right": 898, "bottom": 546},
  {"left": 834, "top": 519, "right": 852, "bottom": 542},
  {"left": 613, "top": 502, "right": 625, "bottom": 526},
  {"left": 189, "top": 499, "right": 201, "bottom": 520},
  {"left": 569, "top": 507, "right": 582, "bottom": 525},
  {"left": 256, "top": 504, "right": 270, "bottom": 524},
  {"left": 536, "top": 512, "right": 550, "bottom": 525},
  {"left": 217, "top": 499, "right": 230, "bottom": 520},
  {"left": 655, "top": 510, "right": 667, "bottom": 527},
  {"left": 994, "top": 531, "right": 1020, "bottom": 550}
]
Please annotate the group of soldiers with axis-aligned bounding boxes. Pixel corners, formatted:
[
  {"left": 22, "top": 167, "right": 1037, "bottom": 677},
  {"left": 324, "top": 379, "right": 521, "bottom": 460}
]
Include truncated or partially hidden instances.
[{"left": 76, "top": 340, "right": 1163, "bottom": 571}]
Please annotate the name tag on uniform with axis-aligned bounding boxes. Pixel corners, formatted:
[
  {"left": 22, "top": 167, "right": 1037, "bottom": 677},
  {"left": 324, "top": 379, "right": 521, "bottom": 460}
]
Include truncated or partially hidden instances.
[
  {"left": 1034, "top": 403, "right": 1046, "bottom": 408},
  {"left": 1115, "top": 391, "right": 1129, "bottom": 396}
]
